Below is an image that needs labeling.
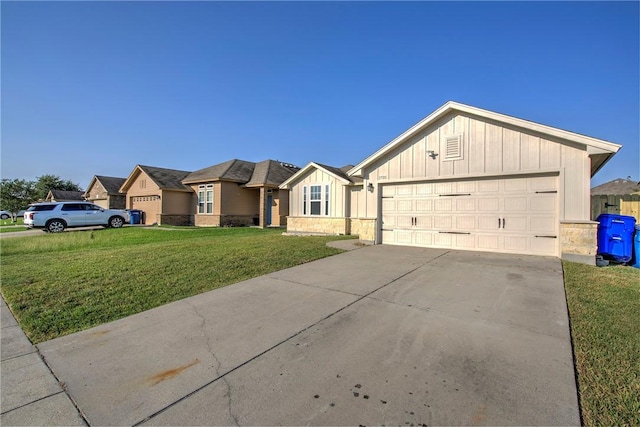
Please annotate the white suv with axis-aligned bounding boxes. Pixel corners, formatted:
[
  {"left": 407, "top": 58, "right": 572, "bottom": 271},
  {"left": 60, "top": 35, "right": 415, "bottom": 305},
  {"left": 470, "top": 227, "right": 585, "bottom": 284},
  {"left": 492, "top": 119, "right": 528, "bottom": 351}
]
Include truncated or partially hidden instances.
[{"left": 24, "top": 202, "right": 130, "bottom": 233}]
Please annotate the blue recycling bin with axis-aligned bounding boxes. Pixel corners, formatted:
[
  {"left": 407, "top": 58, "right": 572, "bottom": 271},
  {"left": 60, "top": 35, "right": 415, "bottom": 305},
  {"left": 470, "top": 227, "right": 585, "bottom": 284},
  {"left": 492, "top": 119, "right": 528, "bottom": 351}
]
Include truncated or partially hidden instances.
[
  {"left": 129, "top": 209, "right": 142, "bottom": 225},
  {"left": 596, "top": 214, "right": 636, "bottom": 263},
  {"left": 632, "top": 225, "right": 640, "bottom": 269}
]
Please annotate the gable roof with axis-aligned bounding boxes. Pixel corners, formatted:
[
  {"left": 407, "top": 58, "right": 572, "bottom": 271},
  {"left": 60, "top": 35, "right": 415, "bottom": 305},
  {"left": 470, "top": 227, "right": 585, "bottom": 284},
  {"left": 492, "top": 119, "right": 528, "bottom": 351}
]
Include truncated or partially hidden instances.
[
  {"left": 183, "top": 159, "right": 300, "bottom": 187},
  {"left": 591, "top": 178, "right": 640, "bottom": 195},
  {"left": 245, "top": 160, "right": 300, "bottom": 187},
  {"left": 46, "top": 190, "right": 85, "bottom": 201},
  {"left": 120, "top": 165, "right": 192, "bottom": 192},
  {"left": 86, "top": 175, "right": 126, "bottom": 196},
  {"left": 183, "top": 159, "right": 256, "bottom": 184},
  {"left": 348, "top": 101, "right": 621, "bottom": 178},
  {"left": 279, "top": 162, "right": 358, "bottom": 189}
]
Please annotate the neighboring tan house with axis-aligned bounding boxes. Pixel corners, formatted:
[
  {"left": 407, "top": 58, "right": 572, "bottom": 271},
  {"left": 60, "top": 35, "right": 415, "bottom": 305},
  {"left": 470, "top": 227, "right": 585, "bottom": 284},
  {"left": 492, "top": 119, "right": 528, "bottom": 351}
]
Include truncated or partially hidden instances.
[
  {"left": 281, "top": 101, "right": 621, "bottom": 264},
  {"left": 46, "top": 190, "right": 85, "bottom": 202},
  {"left": 119, "top": 165, "right": 193, "bottom": 226},
  {"left": 591, "top": 178, "right": 640, "bottom": 220},
  {"left": 84, "top": 175, "right": 126, "bottom": 209},
  {"left": 182, "top": 159, "right": 299, "bottom": 227}
]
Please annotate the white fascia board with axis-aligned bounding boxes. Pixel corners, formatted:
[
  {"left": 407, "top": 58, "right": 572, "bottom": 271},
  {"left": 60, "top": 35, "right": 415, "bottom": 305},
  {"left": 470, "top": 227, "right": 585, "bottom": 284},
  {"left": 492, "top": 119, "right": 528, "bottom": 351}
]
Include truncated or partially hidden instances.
[
  {"left": 279, "top": 162, "right": 350, "bottom": 189},
  {"left": 348, "top": 101, "right": 621, "bottom": 177}
]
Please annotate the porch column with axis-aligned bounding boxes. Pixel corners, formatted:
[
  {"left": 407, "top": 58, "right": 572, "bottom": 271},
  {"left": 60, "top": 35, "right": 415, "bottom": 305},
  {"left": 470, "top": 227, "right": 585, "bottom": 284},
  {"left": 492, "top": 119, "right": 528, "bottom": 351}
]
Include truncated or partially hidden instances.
[{"left": 259, "top": 187, "right": 267, "bottom": 228}]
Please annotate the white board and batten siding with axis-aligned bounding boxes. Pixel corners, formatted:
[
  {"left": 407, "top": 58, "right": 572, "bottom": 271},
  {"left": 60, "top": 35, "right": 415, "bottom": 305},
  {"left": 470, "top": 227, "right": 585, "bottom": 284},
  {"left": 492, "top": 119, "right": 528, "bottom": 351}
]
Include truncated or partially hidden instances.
[
  {"left": 288, "top": 168, "right": 347, "bottom": 218},
  {"left": 357, "top": 111, "right": 596, "bottom": 256}
]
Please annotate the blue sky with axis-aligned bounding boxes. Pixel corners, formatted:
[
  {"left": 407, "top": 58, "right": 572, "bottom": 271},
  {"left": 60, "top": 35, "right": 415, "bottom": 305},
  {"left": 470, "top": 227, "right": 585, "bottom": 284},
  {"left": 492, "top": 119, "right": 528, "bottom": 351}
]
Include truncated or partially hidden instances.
[{"left": 2, "top": 1, "right": 638, "bottom": 188}]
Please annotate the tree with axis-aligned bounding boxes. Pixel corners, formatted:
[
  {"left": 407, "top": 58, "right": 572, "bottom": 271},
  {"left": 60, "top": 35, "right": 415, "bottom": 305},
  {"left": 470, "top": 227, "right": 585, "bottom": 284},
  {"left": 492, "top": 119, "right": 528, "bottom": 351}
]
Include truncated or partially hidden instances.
[
  {"left": 33, "top": 174, "right": 83, "bottom": 201},
  {"left": 0, "top": 179, "right": 36, "bottom": 217}
]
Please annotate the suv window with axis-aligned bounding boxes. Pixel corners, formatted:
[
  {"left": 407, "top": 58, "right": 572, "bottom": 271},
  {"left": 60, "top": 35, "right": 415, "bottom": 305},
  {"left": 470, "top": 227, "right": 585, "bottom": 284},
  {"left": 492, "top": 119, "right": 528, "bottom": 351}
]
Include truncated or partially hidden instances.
[
  {"left": 61, "top": 203, "right": 87, "bottom": 211},
  {"left": 27, "top": 205, "right": 56, "bottom": 212}
]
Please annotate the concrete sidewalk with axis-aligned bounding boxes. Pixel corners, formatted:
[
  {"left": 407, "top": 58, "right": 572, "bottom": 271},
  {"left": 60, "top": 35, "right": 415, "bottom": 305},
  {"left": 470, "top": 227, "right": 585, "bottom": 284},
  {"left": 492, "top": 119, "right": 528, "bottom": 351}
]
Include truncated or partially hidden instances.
[
  {"left": 0, "top": 297, "right": 86, "bottom": 426},
  {"left": 33, "top": 245, "right": 579, "bottom": 426}
]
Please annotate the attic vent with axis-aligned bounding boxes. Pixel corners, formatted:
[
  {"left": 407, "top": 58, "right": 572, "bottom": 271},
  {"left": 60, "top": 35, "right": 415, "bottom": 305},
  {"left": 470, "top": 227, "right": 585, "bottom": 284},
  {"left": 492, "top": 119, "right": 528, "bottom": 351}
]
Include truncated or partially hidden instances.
[{"left": 444, "top": 134, "right": 463, "bottom": 161}]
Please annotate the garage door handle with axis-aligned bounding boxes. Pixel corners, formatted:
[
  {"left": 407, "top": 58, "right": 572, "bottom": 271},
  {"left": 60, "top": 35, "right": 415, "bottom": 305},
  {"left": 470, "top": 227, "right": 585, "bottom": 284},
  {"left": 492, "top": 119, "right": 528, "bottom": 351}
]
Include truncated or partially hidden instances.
[
  {"left": 502, "top": 218, "right": 505, "bottom": 229},
  {"left": 439, "top": 231, "right": 471, "bottom": 235},
  {"left": 535, "top": 235, "right": 557, "bottom": 238}
]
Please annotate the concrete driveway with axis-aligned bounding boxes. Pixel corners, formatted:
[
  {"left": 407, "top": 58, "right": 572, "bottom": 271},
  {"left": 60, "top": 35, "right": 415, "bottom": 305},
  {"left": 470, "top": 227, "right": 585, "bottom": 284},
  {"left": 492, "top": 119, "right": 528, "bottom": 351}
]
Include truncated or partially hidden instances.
[{"left": 37, "top": 245, "right": 579, "bottom": 426}]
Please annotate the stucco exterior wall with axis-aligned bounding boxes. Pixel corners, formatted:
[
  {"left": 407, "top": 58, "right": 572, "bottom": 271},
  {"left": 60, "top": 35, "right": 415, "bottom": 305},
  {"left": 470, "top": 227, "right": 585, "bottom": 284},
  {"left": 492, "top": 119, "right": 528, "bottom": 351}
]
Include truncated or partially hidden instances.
[
  {"left": 560, "top": 221, "right": 597, "bottom": 265},
  {"left": 286, "top": 217, "right": 349, "bottom": 235},
  {"left": 360, "top": 112, "right": 591, "bottom": 222}
]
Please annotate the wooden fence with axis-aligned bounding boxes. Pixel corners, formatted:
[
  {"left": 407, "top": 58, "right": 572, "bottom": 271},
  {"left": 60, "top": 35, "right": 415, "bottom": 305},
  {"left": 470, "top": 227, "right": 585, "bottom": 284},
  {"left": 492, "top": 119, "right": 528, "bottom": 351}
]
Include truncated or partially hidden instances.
[{"left": 591, "top": 194, "right": 640, "bottom": 220}]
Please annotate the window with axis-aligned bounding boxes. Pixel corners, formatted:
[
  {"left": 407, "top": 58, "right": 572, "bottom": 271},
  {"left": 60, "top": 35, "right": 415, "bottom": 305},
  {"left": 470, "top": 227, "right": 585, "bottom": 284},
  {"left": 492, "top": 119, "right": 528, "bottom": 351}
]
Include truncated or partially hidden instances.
[
  {"left": 61, "top": 203, "right": 85, "bottom": 211},
  {"left": 205, "top": 185, "right": 213, "bottom": 214},
  {"left": 310, "top": 185, "right": 322, "bottom": 215},
  {"left": 302, "top": 184, "right": 330, "bottom": 216},
  {"left": 198, "top": 184, "right": 213, "bottom": 214},
  {"left": 303, "top": 186, "right": 307, "bottom": 215},
  {"left": 443, "top": 133, "right": 463, "bottom": 161},
  {"left": 325, "top": 185, "right": 330, "bottom": 215}
]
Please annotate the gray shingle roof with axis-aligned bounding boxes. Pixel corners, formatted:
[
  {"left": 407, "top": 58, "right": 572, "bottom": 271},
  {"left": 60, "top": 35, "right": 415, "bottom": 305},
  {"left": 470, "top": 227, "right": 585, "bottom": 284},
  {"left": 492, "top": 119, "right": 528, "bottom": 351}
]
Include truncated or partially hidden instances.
[
  {"left": 95, "top": 176, "right": 126, "bottom": 195},
  {"left": 183, "top": 159, "right": 299, "bottom": 187},
  {"left": 183, "top": 159, "right": 255, "bottom": 184},
  {"left": 246, "top": 160, "right": 300, "bottom": 187},
  {"left": 314, "top": 162, "right": 354, "bottom": 182},
  {"left": 138, "top": 165, "right": 192, "bottom": 191},
  {"left": 47, "top": 190, "right": 85, "bottom": 201},
  {"left": 591, "top": 178, "right": 640, "bottom": 195}
]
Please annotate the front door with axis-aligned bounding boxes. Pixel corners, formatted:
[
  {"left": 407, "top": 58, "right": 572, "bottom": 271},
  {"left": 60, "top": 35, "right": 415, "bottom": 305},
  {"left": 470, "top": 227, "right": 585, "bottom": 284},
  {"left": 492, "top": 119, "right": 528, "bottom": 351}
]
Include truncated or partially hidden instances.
[{"left": 266, "top": 195, "right": 273, "bottom": 226}]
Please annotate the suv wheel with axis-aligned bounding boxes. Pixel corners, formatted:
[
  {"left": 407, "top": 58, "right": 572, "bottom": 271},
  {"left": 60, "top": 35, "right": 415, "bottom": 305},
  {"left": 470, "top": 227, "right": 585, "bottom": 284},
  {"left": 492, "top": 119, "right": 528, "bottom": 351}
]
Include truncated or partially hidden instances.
[
  {"left": 109, "top": 216, "right": 124, "bottom": 228},
  {"left": 46, "top": 219, "right": 66, "bottom": 233},
  {"left": 0, "top": 214, "right": 9, "bottom": 220}
]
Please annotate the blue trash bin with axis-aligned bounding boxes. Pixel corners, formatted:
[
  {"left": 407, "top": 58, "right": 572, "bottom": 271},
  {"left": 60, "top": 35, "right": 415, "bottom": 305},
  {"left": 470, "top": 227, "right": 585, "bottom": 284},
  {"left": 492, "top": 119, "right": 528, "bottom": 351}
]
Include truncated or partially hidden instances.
[
  {"left": 632, "top": 225, "right": 640, "bottom": 269},
  {"left": 596, "top": 214, "right": 636, "bottom": 263},
  {"left": 129, "top": 209, "right": 142, "bottom": 225}
]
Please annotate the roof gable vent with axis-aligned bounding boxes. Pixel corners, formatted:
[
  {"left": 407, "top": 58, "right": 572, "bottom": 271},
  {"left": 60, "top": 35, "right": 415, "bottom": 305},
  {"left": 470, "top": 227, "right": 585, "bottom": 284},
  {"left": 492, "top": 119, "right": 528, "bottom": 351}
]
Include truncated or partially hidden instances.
[{"left": 443, "top": 133, "right": 463, "bottom": 161}]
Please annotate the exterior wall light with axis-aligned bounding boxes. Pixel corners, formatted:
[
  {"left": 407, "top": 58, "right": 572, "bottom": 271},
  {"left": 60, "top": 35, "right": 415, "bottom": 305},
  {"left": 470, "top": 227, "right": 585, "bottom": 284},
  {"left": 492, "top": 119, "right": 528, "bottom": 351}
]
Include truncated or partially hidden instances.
[
  {"left": 427, "top": 150, "right": 438, "bottom": 159},
  {"left": 367, "top": 183, "right": 374, "bottom": 193}
]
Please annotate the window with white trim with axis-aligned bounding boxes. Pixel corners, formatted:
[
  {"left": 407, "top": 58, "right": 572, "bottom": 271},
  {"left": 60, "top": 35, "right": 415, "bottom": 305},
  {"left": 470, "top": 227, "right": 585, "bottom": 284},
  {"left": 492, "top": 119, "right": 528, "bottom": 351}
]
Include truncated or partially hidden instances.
[
  {"left": 303, "top": 184, "right": 330, "bottom": 216},
  {"left": 198, "top": 184, "right": 214, "bottom": 214},
  {"left": 443, "top": 133, "right": 463, "bottom": 161}
]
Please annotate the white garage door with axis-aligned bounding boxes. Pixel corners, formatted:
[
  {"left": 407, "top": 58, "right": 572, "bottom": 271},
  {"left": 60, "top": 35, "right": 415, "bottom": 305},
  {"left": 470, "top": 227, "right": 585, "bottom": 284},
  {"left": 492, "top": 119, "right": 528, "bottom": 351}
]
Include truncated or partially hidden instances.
[{"left": 381, "top": 175, "right": 558, "bottom": 256}]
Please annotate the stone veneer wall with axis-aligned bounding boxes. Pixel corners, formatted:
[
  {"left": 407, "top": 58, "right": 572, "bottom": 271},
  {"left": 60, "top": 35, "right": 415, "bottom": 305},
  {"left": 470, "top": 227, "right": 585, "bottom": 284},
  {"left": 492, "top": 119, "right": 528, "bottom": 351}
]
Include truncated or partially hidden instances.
[
  {"left": 560, "top": 221, "right": 598, "bottom": 265},
  {"left": 350, "top": 218, "right": 376, "bottom": 242},
  {"left": 194, "top": 215, "right": 257, "bottom": 227},
  {"left": 158, "top": 215, "right": 193, "bottom": 226},
  {"left": 286, "top": 217, "right": 349, "bottom": 235}
]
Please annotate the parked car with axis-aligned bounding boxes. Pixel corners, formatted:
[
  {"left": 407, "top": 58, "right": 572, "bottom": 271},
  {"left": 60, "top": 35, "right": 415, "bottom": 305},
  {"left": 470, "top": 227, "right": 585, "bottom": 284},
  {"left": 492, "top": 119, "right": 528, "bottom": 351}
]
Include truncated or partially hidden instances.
[
  {"left": 24, "top": 202, "right": 130, "bottom": 233},
  {"left": 0, "top": 210, "right": 11, "bottom": 220}
]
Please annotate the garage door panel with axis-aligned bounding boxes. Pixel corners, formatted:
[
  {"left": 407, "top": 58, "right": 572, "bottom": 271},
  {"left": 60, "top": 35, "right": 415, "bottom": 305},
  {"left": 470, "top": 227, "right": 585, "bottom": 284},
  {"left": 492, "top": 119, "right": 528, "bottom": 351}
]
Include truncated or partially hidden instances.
[
  {"left": 530, "top": 217, "right": 555, "bottom": 233},
  {"left": 531, "top": 237, "right": 557, "bottom": 254},
  {"left": 530, "top": 196, "right": 555, "bottom": 212},
  {"left": 434, "top": 199, "right": 452, "bottom": 211},
  {"left": 504, "top": 236, "right": 528, "bottom": 252},
  {"left": 504, "top": 197, "right": 528, "bottom": 212},
  {"left": 478, "top": 198, "right": 500, "bottom": 212},
  {"left": 455, "top": 199, "right": 476, "bottom": 211},
  {"left": 504, "top": 216, "right": 527, "bottom": 232},
  {"left": 456, "top": 216, "right": 476, "bottom": 230},
  {"left": 382, "top": 186, "right": 396, "bottom": 198},
  {"left": 381, "top": 176, "right": 558, "bottom": 256},
  {"left": 415, "top": 199, "right": 432, "bottom": 211},
  {"left": 414, "top": 231, "right": 433, "bottom": 246}
]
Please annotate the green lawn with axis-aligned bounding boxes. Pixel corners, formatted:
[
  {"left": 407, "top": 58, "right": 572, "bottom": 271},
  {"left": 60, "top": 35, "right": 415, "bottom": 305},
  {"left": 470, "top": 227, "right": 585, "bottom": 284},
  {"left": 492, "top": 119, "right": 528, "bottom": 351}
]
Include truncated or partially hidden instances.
[
  {"left": 0, "top": 217, "right": 25, "bottom": 232},
  {"left": 0, "top": 226, "right": 353, "bottom": 343},
  {"left": 563, "top": 261, "right": 640, "bottom": 427}
]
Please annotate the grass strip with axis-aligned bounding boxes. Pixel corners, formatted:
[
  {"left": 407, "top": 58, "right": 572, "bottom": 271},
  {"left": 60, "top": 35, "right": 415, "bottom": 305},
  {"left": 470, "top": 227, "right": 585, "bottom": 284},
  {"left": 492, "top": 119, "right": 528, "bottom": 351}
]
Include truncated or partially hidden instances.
[{"left": 563, "top": 261, "right": 640, "bottom": 427}]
